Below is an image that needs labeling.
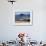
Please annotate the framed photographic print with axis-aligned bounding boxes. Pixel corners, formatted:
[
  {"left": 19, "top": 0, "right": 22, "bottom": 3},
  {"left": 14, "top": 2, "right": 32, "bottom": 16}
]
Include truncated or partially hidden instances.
[{"left": 15, "top": 11, "right": 33, "bottom": 26}]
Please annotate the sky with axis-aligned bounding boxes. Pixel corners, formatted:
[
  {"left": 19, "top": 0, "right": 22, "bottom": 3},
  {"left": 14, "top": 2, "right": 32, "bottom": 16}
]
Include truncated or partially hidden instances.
[{"left": 15, "top": 12, "right": 30, "bottom": 21}]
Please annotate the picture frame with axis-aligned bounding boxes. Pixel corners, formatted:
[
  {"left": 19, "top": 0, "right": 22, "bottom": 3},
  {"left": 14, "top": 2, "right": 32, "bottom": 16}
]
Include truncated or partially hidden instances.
[{"left": 15, "top": 10, "right": 33, "bottom": 26}]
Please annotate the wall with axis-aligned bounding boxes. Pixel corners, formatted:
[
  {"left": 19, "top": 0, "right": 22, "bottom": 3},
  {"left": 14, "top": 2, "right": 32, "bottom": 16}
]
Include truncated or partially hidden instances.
[{"left": 0, "top": 0, "right": 46, "bottom": 42}]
